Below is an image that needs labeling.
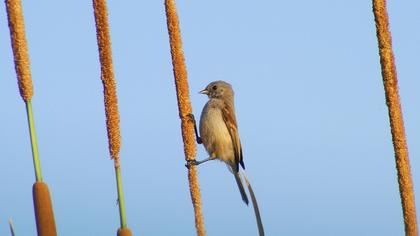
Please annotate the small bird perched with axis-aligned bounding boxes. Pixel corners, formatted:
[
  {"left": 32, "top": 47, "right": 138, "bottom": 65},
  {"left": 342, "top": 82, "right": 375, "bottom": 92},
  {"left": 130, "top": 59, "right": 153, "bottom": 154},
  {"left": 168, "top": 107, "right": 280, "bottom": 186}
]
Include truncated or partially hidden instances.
[{"left": 187, "top": 80, "right": 264, "bottom": 236}]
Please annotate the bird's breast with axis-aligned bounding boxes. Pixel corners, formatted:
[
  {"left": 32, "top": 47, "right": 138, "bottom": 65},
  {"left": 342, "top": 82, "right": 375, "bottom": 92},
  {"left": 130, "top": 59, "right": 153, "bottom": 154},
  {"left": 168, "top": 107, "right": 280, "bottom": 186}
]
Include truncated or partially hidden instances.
[{"left": 199, "top": 104, "right": 235, "bottom": 164}]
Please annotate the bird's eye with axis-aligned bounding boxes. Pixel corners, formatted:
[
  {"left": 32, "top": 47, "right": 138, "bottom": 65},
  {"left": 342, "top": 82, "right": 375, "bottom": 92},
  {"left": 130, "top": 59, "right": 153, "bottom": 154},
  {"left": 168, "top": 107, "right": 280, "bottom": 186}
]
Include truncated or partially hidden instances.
[{"left": 212, "top": 85, "right": 217, "bottom": 90}]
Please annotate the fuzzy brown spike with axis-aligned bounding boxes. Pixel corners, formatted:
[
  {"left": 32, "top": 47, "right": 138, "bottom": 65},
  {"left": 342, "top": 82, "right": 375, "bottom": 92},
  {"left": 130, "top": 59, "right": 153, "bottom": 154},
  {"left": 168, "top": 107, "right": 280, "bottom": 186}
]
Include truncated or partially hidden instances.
[
  {"left": 93, "top": 1, "right": 133, "bottom": 234},
  {"left": 165, "top": 0, "right": 206, "bottom": 235},
  {"left": 5, "top": 0, "right": 33, "bottom": 101},
  {"left": 372, "top": 1, "right": 418, "bottom": 235},
  {"left": 33, "top": 182, "right": 57, "bottom": 236},
  {"left": 6, "top": 2, "right": 57, "bottom": 235},
  {"left": 117, "top": 228, "right": 133, "bottom": 236},
  {"left": 93, "top": 0, "right": 121, "bottom": 161}
]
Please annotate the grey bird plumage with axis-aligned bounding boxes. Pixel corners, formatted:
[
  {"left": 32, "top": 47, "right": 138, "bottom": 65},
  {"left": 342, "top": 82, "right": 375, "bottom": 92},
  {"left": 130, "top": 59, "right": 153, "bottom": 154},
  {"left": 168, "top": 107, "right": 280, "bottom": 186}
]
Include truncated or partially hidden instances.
[{"left": 191, "top": 80, "right": 264, "bottom": 236}]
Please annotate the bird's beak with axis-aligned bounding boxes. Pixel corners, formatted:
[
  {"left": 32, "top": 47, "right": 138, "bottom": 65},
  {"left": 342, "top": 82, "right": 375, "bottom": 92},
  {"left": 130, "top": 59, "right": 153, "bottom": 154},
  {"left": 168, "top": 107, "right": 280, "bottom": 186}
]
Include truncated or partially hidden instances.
[{"left": 199, "top": 88, "right": 209, "bottom": 95}]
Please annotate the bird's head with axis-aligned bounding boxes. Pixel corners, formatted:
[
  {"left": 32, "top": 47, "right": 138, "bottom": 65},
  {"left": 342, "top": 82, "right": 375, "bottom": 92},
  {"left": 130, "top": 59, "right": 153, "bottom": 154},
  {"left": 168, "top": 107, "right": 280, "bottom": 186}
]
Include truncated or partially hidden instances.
[{"left": 200, "top": 80, "right": 234, "bottom": 99}]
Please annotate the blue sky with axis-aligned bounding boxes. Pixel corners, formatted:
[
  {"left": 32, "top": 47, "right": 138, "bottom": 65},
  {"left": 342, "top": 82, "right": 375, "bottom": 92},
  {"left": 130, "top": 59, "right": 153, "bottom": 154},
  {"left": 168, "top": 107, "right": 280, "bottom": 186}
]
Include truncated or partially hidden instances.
[{"left": 1, "top": 1, "right": 419, "bottom": 235}]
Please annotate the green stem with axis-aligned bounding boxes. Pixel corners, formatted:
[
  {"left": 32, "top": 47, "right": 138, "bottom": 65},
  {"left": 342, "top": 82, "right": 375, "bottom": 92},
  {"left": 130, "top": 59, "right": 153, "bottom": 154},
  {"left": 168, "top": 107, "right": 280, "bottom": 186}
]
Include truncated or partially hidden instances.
[
  {"left": 25, "top": 100, "right": 43, "bottom": 182},
  {"left": 115, "top": 165, "right": 127, "bottom": 228}
]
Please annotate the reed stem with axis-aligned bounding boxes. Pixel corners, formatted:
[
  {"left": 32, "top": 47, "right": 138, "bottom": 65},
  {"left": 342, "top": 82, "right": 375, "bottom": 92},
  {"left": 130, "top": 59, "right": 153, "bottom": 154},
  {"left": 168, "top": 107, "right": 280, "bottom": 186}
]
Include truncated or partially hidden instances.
[
  {"left": 165, "top": 0, "right": 206, "bottom": 235},
  {"left": 115, "top": 165, "right": 127, "bottom": 228},
  {"left": 25, "top": 100, "right": 43, "bottom": 182},
  {"left": 92, "top": 0, "right": 133, "bottom": 234}
]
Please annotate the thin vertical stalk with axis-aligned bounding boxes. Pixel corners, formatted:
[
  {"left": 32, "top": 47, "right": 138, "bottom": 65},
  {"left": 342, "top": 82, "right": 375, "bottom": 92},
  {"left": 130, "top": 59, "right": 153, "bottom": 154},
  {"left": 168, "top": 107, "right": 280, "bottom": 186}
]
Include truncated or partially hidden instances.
[
  {"left": 165, "top": 0, "right": 206, "bottom": 235},
  {"left": 92, "top": 0, "right": 132, "bottom": 235},
  {"left": 372, "top": 1, "right": 418, "bottom": 235},
  {"left": 6, "top": 1, "right": 57, "bottom": 235},
  {"left": 115, "top": 165, "right": 127, "bottom": 228},
  {"left": 26, "top": 101, "right": 43, "bottom": 182}
]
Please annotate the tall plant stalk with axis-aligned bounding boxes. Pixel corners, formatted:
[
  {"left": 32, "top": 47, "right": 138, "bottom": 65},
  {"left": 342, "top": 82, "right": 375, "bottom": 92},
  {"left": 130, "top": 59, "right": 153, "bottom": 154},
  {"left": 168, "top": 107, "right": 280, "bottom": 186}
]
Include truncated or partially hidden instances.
[
  {"left": 92, "top": 0, "right": 132, "bottom": 235},
  {"left": 372, "top": 1, "right": 418, "bottom": 235},
  {"left": 165, "top": 0, "right": 206, "bottom": 235},
  {"left": 5, "top": 0, "right": 57, "bottom": 235},
  {"left": 26, "top": 101, "right": 43, "bottom": 182}
]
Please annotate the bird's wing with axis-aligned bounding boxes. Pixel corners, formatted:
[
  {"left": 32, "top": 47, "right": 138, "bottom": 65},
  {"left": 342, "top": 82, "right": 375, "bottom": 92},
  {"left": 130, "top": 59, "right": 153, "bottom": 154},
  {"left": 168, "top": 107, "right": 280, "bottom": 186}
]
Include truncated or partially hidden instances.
[{"left": 222, "top": 103, "right": 244, "bottom": 171}]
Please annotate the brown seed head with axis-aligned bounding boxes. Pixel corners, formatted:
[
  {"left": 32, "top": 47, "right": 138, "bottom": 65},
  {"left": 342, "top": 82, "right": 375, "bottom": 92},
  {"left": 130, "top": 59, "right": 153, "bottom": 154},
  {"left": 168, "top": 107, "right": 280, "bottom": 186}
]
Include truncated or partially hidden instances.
[
  {"left": 372, "top": 0, "right": 418, "bottom": 235},
  {"left": 6, "top": 0, "right": 34, "bottom": 101},
  {"left": 117, "top": 227, "right": 133, "bottom": 236},
  {"left": 93, "top": 0, "right": 121, "bottom": 160},
  {"left": 33, "top": 182, "right": 57, "bottom": 236},
  {"left": 165, "top": 0, "right": 206, "bottom": 235}
]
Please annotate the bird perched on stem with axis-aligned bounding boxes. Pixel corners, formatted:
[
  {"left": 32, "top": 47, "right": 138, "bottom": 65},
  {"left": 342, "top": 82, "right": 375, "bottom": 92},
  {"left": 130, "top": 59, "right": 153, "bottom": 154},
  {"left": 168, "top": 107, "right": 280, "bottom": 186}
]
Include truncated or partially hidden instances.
[{"left": 187, "top": 80, "right": 264, "bottom": 236}]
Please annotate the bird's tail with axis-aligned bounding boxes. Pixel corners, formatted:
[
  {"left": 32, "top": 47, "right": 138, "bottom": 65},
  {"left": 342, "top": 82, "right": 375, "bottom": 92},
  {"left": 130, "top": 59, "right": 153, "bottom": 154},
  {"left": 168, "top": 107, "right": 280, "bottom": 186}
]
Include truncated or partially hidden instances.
[
  {"left": 9, "top": 218, "right": 16, "bottom": 236},
  {"left": 234, "top": 171, "right": 249, "bottom": 205},
  {"left": 241, "top": 170, "right": 265, "bottom": 236}
]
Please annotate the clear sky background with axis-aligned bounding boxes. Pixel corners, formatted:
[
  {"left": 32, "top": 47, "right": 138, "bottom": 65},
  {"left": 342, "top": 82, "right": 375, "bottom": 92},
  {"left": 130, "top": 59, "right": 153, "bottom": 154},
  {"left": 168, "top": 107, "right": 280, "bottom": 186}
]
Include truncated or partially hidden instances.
[{"left": 1, "top": 1, "right": 419, "bottom": 235}]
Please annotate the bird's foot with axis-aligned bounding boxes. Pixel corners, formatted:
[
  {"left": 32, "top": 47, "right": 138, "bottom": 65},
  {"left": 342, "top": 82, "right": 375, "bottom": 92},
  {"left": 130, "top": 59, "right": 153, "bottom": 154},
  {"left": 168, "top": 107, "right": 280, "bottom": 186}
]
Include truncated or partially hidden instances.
[
  {"left": 185, "top": 160, "right": 198, "bottom": 169},
  {"left": 186, "top": 113, "right": 196, "bottom": 123},
  {"left": 187, "top": 113, "right": 203, "bottom": 144}
]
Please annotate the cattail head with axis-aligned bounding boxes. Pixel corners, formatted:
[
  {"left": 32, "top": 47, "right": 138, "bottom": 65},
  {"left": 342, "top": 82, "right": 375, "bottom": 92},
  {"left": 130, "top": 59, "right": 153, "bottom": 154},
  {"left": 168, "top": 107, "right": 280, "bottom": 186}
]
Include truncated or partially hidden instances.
[
  {"left": 103, "top": 83, "right": 121, "bottom": 161},
  {"left": 165, "top": 0, "right": 206, "bottom": 235},
  {"left": 165, "top": 0, "right": 197, "bottom": 162},
  {"left": 117, "top": 227, "right": 133, "bottom": 236},
  {"left": 93, "top": 0, "right": 121, "bottom": 161},
  {"left": 6, "top": 0, "right": 33, "bottom": 102},
  {"left": 33, "top": 182, "right": 57, "bottom": 236},
  {"left": 373, "top": 1, "right": 418, "bottom": 235}
]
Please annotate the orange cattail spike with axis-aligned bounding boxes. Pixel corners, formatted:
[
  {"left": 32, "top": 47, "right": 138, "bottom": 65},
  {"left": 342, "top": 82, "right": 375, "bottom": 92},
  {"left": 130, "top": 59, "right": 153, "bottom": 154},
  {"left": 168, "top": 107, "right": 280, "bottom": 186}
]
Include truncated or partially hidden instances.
[
  {"left": 93, "top": 0, "right": 121, "bottom": 162},
  {"left": 372, "top": 1, "right": 418, "bottom": 235},
  {"left": 33, "top": 182, "right": 57, "bottom": 236},
  {"left": 5, "top": 0, "right": 33, "bottom": 102},
  {"left": 165, "top": 0, "right": 206, "bottom": 235},
  {"left": 93, "top": 0, "right": 132, "bottom": 234},
  {"left": 117, "top": 228, "right": 133, "bottom": 236},
  {"left": 6, "top": 1, "right": 57, "bottom": 235}
]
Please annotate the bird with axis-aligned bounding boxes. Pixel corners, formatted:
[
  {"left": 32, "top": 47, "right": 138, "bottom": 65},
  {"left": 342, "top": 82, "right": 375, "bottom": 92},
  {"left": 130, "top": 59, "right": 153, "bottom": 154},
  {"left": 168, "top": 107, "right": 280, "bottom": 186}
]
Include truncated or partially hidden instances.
[{"left": 187, "top": 80, "right": 264, "bottom": 236}]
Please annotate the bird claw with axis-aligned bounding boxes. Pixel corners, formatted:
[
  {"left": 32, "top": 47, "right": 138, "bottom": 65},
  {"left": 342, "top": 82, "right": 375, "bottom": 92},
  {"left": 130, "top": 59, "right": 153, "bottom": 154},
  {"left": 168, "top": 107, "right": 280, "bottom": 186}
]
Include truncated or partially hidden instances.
[
  {"left": 187, "top": 113, "right": 196, "bottom": 124},
  {"left": 185, "top": 160, "right": 198, "bottom": 169},
  {"left": 187, "top": 113, "right": 203, "bottom": 144}
]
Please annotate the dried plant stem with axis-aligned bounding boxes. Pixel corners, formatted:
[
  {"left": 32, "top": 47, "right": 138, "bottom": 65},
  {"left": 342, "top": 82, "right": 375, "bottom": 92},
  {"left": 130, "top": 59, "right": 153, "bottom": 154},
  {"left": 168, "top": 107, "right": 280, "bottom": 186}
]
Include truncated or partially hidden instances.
[
  {"left": 93, "top": 0, "right": 132, "bottom": 235},
  {"left": 372, "top": 1, "right": 418, "bottom": 235},
  {"left": 6, "top": 0, "right": 42, "bottom": 182},
  {"left": 6, "top": 1, "right": 57, "bottom": 235},
  {"left": 165, "top": 0, "right": 205, "bottom": 235}
]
